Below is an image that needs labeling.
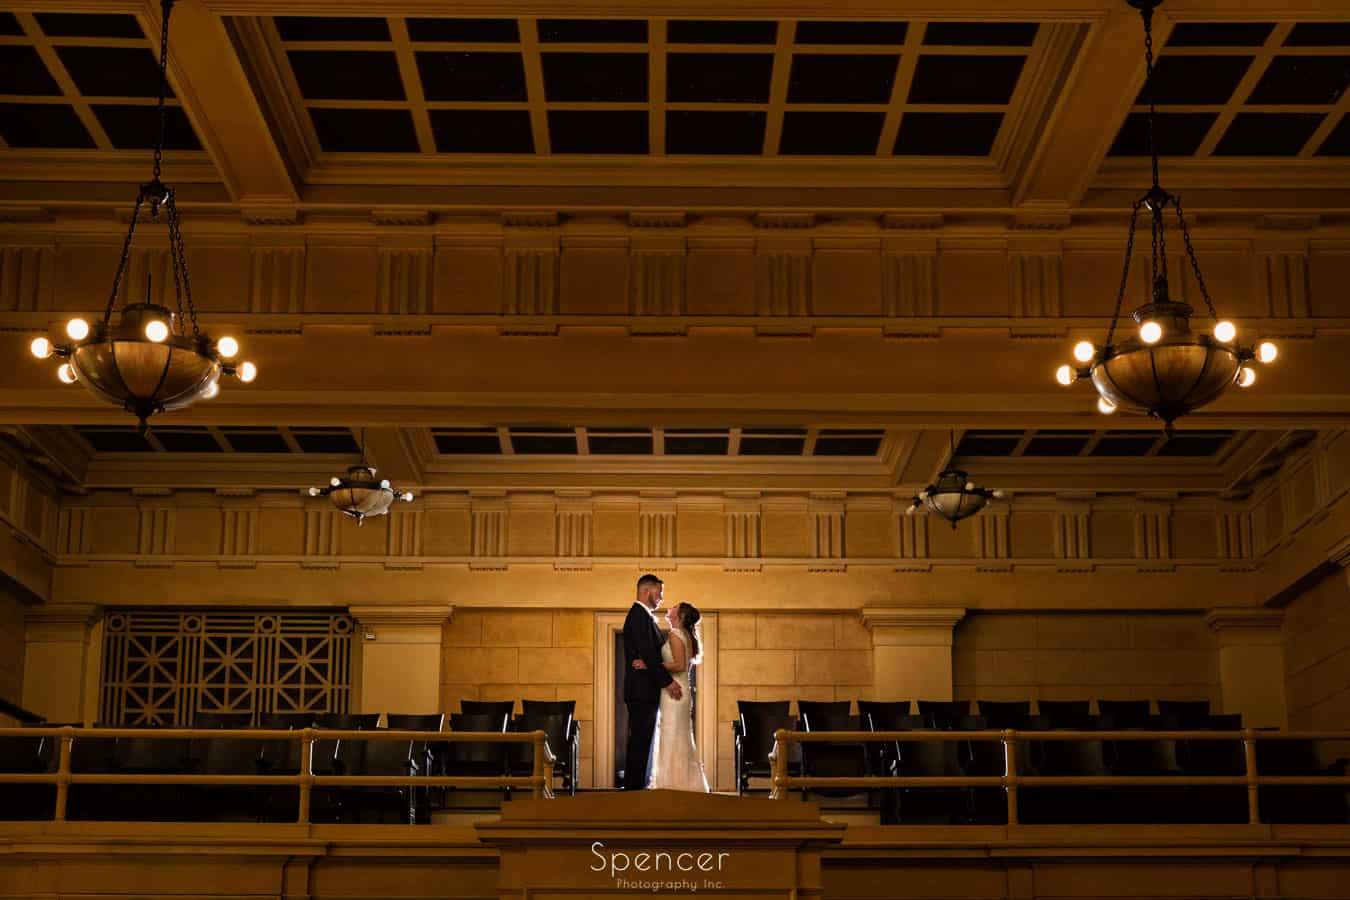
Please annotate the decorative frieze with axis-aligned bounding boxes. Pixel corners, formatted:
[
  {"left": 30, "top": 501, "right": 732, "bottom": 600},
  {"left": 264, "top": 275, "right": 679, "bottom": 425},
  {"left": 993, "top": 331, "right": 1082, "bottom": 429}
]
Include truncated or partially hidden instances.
[
  {"left": 0, "top": 245, "right": 52, "bottom": 311},
  {"left": 248, "top": 242, "right": 305, "bottom": 313},
  {"left": 1134, "top": 504, "right": 1173, "bottom": 570},
  {"left": 220, "top": 506, "right": 258, "bottom": 568},
  {"left": 57, "top": 506, "right": 91, "bottom": 558},
  {"left": 975, "top": 508, "right": 1010, "bottom": 565},
  {"left": 755, "top": 250, "right": 811, "bottom": 316},
  {"left": 629, "top": 250, "right": 685, "bottom": 316},
  {"left": 471, "top": 495, "right": 508, "bottom": 564},
  {"left": 724, "top": 497, "right": 762, "bottom": 563},
  {"left": 376, "top": 247, "right": 434, "bottom": 315},
  {"left": 303, "top": 507, "right": 339, "bottom": 565},
  {"left": 639, "top": 503, "right": 676, "bottom": 559},
  {"left": 137, "top": 502, "right": 176, "bottom": 564},
  {"left": 1257, "top": 251, "right": 1310, "bottom": 318},
  {"left": 555, "top": 495, "right": 593, "bottom": 570},
  {"left": 386, "top": 508, "right": 423, "bottom": 569},
  {"left": 881, "top": 251, "right": 936, "bottom": 317},
  {"left": 1009, "top": 251, "right": 1063, "bottom": 317},
  {"left": 1053, "top": 502, "right": 1091, "bottom": 564},
  {"left": 810, "top": 493, "right": 845, "bottom": 571},
  {"left": 503, "top": 247, "right": 558, "bottom": 316}
]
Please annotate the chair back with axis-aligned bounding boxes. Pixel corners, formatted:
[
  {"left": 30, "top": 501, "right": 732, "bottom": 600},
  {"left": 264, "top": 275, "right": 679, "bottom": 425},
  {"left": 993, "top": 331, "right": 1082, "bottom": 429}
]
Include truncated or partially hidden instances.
[
  {"left": 1156, "top": 699, "right": 1211, "bottom": 726},
  {"left": 385, "top": 713, "right": 445, "bottom": 732},
  {"left": 1204, "top": 713, "right": 1243, "bottom": 730},
  {"left": 1036, "top": 700, "right": 1092, "bottom": 728},
  {"left": 738, "top": 712, "right": 795, "bottom": 770},
  {"left": 801, "top": 711, "right": 859, "bottom": 732},
  {"left": 461, "top": 701, "right": 514, "bottom": 731},
  {"left": 115, "top": 729, "right": 191, "bottom": 773},
  {"left": 520, "top": 699, "right": 576, "bottom": 719},
  {"left": 509, "top": 713, "right": 572, "bottom": 773},
  {"left": 737, "top": 700, "right": 790, "bottom": 719},
  {"left": 976, "top": 700, "right": 1031, "bottom": 728},
  {"left": 257, "top": 713, "right": 313, "bottom": 774},
  {"left": 797, "top": 700, "right": 851, "bottom": 722},
  {"left": 1097, "top": 699, "right": 1152, "bottom": 728},
  {"left": 193, "top": 712, "right": 254, "bottom": 729},
  {"left": 0, "top": 735, "right": 48, "bottom": 773},
  {"left": 260, "top": 712, "right": 316, "bottom": 729},
  {"left": 917, "top": 699, "right": 971, "bottom": 728},
  {"left": 445, "top": 713, "right": 509, "bottom": 772}
]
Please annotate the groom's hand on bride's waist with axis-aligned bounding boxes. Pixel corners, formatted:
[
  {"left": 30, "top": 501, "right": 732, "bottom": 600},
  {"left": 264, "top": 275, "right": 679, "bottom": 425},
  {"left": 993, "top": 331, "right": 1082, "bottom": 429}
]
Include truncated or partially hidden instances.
[
  {"left": 665, "top": 682, "right": 683, "bottom": 700},
  {"left": 631, "top": 659, "right": 646, "bottom": 670}
]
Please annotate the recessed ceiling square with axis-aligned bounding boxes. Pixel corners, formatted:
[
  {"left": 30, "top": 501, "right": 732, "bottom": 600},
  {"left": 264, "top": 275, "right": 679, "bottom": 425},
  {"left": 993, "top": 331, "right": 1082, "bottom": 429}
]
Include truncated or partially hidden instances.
[
  {"left": 894, "top": 112, "right": 1002, "bottom": 155},
  {"left": 548, "top": 109, "right": 647, "bottom": 153},
  {"left": 1246, "top": 56, "right": 1350, "bottom": 105},
  {"left": 1089, "top": 435, "right": 1158, "bottom": 457},
  {"left": 56, "top": 46, "right": 165, "bottom": 97},
  {"left": 740, "top": 436, "right": 806, "bottom": 455},
  {"left": 290, "top": 428, "right": 362, "bottom": 454},
  {"left": 668, "top": 20, "right": 777, "bottom": 44},
  {"left": 434, "top": 432, "right": 502, "bottom": 454},
  {"left": 665, "top": 435, "right": 730, "bottom": 455},
  {"left": 1136, "top": 55, "right": 1253, "bottom": 105},
  {"left": 541, "top": 52, "right": 647, "bottom": 102},
  {"left": 0, "top": 12, "right": 23, "bottom": 35},
  {"left": 93, "top": 105, "right": 201, "bottom": 150},
  {"left": 34, "top": 12, "right": 142, "bottom": 38},
  {"left": 153, "top": 429, "right": 223, "bottom": 453},
  {"left": 407, "top": 18, "right": 520, "bottom": 42},
  {"left": 667, "top": 52, "right": 773, "bottom": 102},
  {"left": 287, "top": 50, "right": 406, "bottom": 100},
  {"left": 908, "top": 55, "right": 1025, "bottom": 104},
  {"left": 1166, "top": 22, "right": 1274, "bottom": 47},
  {"left": 589, "top": 435, "right": 654, "bottom": 454},
  {"left": 780, "top": 111, "right": 883, "bottom": 154},
  {"left": 0, "top": 46, "right": 61, "bottom": 96},
  {"left": 1022, "top": 435, "right": 1091, "bottom": 456},
  {"left": 794, "top": 21, "right": 907, "bottom": 45},
  {"left": 923, "top": 22, "right": 1038, "bottom": 46},
  {"left": 274, "top": 16, "right": 391, "bottom": 42},
  {"left": 1156, "top": 433, "right": 1232, "bottom": 457},
  {"left": 538, "top": 19, "right": 647, "bottom": 43},
  {"left": 0, "top": 102, "right": 95, "bottom": 148},
  {"left": 955, "top": 433, "right": 1020, "bottom": 456},
  {"left": 1284, "top": 22, "right": 1350, "bottom": 47},
  {"left": 1108, "top": 112, "right": 1217, "bottom": 155},
  {"left": 222, "top": 429, "right": 291, "bottom": 453},
  {"left": 787, "top": 54, "right": 898, "bottom": 104},
  {"left": 430, "top": 109, "right": 534, "bottom": 152},
  {"left": 813, "top": 435, "right": 883, "bottom": 456},
  {"left": 1315, "top": 113, "right": 1350, "bottom": 155},
  {"left": 76, "top": 427, "right": 153, "bottom": 453},
  {"left": 310, "top": 107, "right": 420, "bottom": 152},
  {"left": 415, "top": 51, "right": 527, "bottom": 101},
  {"left": 666, "top": 110, "right": 766, "bottom": 154},
  {"left": 1213, "top": 112, "right": 1324, "bottom": 155},
  {"left": 510, "top": 434, "right": 578, "bottom": 454}
]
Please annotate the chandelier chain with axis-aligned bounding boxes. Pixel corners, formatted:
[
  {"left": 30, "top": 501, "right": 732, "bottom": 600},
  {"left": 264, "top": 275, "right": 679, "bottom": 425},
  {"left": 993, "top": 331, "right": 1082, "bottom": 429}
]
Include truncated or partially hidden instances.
[
  {"left": 166, "top": 198, "right": 200, "bottom": 338},
  {"left": 105, "top": 190, "right": 148, "bottom": 324},
  {"left": 151, "top": 0, "right": 174, "bottom": 183},
  {"left": 1105, "top": 199, "right": 1143, "bottom": 348},
  {"left": 1174, "top": 196, "right": 1218, "bottom": 320}
]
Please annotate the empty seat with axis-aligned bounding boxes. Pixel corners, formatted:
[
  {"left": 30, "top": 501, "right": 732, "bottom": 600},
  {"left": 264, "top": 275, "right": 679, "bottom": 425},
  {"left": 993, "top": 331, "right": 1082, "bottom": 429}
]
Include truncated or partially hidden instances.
[
  {"left": 737, "top": 700, "right": 791, "bottom": 719},
  {"left": 797, "top": 700, "right": 851, "bottom": 723},
  {"left": 890, "top": 725, "right": 1002, "bottom": 824},
  {"left": 508, "top": 713, "right": 575, "bottom": 795},
  {"left": 193, "top": 711, "right": 254, "bottom": 729},
  {"left": 976, "top": 700, "right": 1032, "bottom": 729},
  {"left": 1036, "top": 700, "right": 1093, "bottom": 729},
  {"left": 443, "top": 712, "right": 509, "bottom": 783},
  {"left": 520, "top": 701, "right": 579, "bottom": 795},
  {"left": 1257, "top": 739, "right": 1350, "bottom": 824},
  {"left": 858, "top": 705, "right": 919, "bottom": 779},
  {"left": 1021, "top": 737, "right": 1119, "bottom": 824},
  {"left": 460, "top": 701, "right": 514, "bottom": 731},
  {"left": 0, "top": 732, "right": 56, "bottom": 820},
  {"left": 798, "top": 711, "right": 868, "bottom": 799},
  {"left": 1156, "top": 699, "right": 1211, "bottom": 727},
  {"left": 735, "top": 711, "right": 798, "bottom": 795},
  {"left": 1097, "top": 699, "right": 1152, "bottom": 728},
  {"left": 520, "top": 699, "right": 575, "bottom": 718},
  {"left": 917, "top": 700, "right": 971, "bottom": 729}
]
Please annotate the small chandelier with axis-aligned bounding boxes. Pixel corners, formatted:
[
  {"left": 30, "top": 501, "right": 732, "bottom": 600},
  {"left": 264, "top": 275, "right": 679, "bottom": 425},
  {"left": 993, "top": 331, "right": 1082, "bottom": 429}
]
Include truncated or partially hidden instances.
[
  {"left": 1055, "top": 0, "right": 1277, "bottom": 433},
  {"left": 906, "top": 430, "right": 1004, "bottom": 528},
  {"left": 28, "top": 0, "right": 254, "bottom": 432},
  {"left": 308, "top": 429, "right": 414, "bottom": 525}
]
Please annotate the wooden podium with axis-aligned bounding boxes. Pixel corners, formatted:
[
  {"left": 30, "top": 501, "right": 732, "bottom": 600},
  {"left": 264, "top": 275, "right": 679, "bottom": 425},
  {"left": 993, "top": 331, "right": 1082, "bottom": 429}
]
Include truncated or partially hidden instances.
[{"left": 476, "top": 790, "right": 845, "bottom": 899}]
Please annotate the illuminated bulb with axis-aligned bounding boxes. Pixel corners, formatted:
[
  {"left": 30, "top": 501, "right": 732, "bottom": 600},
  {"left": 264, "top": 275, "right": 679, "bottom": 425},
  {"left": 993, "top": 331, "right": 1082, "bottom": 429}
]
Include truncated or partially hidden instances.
[
  {"left": 57, "top": 363, "right": 77, "bottom": 384},
  {"left": 30, "top": 337, "right": 52, "bottom": 359},
  {"left": 66, "top": 318, "right": 89, "bottom": 341},
  {"left": 1258, "top": 341, "right": 1277, "bottom": 364},
  {"left": 238, "top": 361, "right": 257, "bottom": 383},
  {"left": 1238, "top": 367, "right": 1256, "bottom": 388},
  {"left": 144, "top": 319, "right": 169, "bottom": 342},
  {"left": 991, "top": 490, "right": 1007, "bottom": 500},
  {"left": 1073, "top": 341, "right": 1096, "bottom": 363},
  {"left": 330, "top": 476, "right": 341, "bottom": 487},
  {"left": 380, "top": 479, "right": 391, "bottom": 490},
  {"left": 217, "top": 336, "right": 239, "bottom": 358},
  {"left": 202, "top": 380, "right": 219, "bottom": 400},
  {"left": 1055, "top": 364, "right": 1074, "bottom": 386},
  {"left": 904, "top": 505, "right": 916, "bottom": 516},
  {"left": 1097, "top": 396, "right": 1117, "bottom": 415},
  {"left": 965, "top": 482, "right": 976, "bottom": 492},
  {"left": 1213, "top": 320, "right": 1236, "bottom": 343},
  {"left": 308, "top": 487, "right": 320, "bottom": 497},
  {"left": 1139, "top": 320, "right": 1163, "bottom": 344},
  {"left": 401, "top": 492, "right": 414, "bottom": 502}
]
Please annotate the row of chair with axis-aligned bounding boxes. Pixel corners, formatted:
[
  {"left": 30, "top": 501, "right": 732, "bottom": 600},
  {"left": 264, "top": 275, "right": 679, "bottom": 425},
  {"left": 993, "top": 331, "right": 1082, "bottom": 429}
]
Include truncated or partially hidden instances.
[
  {"left": 743, "top": 699, "right": 1234, "bottom": 730},
  {"left": 732, "top": 701, "right": 1349, "bottom": 824}
]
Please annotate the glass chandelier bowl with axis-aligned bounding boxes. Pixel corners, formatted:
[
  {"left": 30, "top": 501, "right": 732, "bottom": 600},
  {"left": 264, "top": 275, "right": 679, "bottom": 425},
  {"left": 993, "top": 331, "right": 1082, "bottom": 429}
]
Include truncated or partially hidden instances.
[
  {"left": 906, "top": 432, "right": 1005, "bottom": 528},
  {"left": 1054, "top": 0, "right": 1275, "bottom": 432},
  {"left": 307, "top": 432, "right": 414, "bottom": 525},
  {"left": 28, "top": 0, "right": 253, "bottom": 431}
]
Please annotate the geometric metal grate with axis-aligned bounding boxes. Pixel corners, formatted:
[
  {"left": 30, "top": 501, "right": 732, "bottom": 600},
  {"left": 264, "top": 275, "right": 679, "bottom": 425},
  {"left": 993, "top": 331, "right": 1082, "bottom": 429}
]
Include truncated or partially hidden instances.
[{"left": 100, "top": 609, "right": 353, "bottom": 726}]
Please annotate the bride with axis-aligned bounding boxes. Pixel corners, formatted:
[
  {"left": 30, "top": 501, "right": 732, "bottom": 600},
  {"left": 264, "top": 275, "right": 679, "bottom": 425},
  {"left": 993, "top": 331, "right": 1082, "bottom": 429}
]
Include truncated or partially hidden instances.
[{"left": 633, "top": 602, "right": 709, "bottom": 792}]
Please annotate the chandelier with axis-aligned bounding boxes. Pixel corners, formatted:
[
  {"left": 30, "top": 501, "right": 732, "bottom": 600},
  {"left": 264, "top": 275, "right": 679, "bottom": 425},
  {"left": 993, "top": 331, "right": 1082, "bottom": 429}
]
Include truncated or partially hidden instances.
[
  {"left": 1054, "top": 0, "right": 1277, "bottom": 433},
  {"left": 308, "top": 429, "right": 414, "bottom": 525},
  {"left": 28, "top": 0, "right": 254, "bottom": 432},
  {"left": 906, "top": 430, "right": 1004, "bottom": 528}
]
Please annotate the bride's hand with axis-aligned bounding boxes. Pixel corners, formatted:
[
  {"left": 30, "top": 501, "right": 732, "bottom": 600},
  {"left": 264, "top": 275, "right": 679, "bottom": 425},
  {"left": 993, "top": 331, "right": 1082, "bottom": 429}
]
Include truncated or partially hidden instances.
[{"left": 631, "top": 659, "right": 647, "bottom": 670}]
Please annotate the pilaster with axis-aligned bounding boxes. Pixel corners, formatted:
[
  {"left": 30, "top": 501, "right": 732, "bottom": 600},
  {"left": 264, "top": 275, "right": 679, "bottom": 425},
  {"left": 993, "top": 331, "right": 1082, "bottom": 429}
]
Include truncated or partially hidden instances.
[
  {"left": 1205, "top": 607, "right": 1287, "bottom": 729},
  {"left": 349, "top": 604, "right": 455, "bottom": 715},
  {"left": 860, "top": 606, "right": 966, "bottom": 702}
]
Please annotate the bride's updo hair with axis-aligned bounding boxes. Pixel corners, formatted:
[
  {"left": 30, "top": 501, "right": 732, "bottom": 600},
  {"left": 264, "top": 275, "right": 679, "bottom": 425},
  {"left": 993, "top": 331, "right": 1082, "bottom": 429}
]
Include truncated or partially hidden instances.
[{"left": 678, "top": 603, "right": 703, "bottom": 665}]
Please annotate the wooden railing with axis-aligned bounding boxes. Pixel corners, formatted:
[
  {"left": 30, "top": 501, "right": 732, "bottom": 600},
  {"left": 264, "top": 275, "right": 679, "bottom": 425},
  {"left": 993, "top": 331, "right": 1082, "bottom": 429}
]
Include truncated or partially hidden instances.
[
  {"left": 0, "top": 726, "right": 555, "bottom": 823},
  {"left": 769, "top": 728, "right": 1350, "bottom": 825}
]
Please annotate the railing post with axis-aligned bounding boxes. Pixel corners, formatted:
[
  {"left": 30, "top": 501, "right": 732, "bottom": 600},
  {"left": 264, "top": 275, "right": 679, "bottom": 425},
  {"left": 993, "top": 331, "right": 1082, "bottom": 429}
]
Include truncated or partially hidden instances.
[
  {"left": 533, "top": 730, "right": 546, "bottom": 799},
  {"left": 297, "top": 727, "right": 314, "bottom": 825},
  {"left": 1243, "top": 728, "right": 1260, "bottom": 825},
  {"left": 1003, "top": 729, "right": 1019, "bottom": 826},
  {"left": 53, "top": 726, "right": 73, "bottom": 822},
  {"left": 770, "top": 729, "right": 788, "bottom": 800}
]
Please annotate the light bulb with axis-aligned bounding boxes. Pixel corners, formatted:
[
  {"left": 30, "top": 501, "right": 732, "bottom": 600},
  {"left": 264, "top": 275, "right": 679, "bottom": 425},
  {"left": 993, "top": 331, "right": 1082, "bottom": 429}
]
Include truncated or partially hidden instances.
[
  {"left": 144, "top": 319, "right": 169, "bottom": 342},
  {"left": 904, "top": 505, "right": 915, "bottom": 516},
  {"left": 1139, "top": 321, "right": 1163, "bottom": 344},
  {"left": 991, "top": 490, "right": 1007, "bottom": 500},
  {"left": 57, "top": 363, "right": 77, "bottom": 384},
  {"left": 380, "top": 479, "right": 391, "bottom": 490},
  {"left": 66, "top": 318, "right": 89, "bottom": 340},
  {"left": 238, "top": 361, "right": 257, "bottom": 383},
  {"left": 1238, "top": 367, "right": 1256, "bottom": 388},
  {"left": 30, "top": 337, "right": 52, "bottom": 359},
  {"left": 202, "top": 380, "right": 219, "bottom": 399},
  {"left": 330, "top": 476, "right": 341, "bottom": 487},
  {"left": 401, "top": 492, "right": 414, "bottom": 502},
  {"left": 1097, "top": 396, "right": 1117, "bottom": 415},
  {"left": 308, "top": 487, "right": 320, "bottom": 497},
  {"left": 1258, "top": 341, "right": 1277, "bottom": 364},
  {"left": 216, "top": 336, "right": 239, "bottom": 358},
  {"left": 1055, "top": 364, "right": 1074, "bottom": 386},
  {"left": 1073, "top": 341, "right": 1095, "bottom": 363},
  {"left": 1213, "top": 320, "right": 1236, "bottom": 343},
  {"left": 965, "top": 482, "right": 976, "bottom": 492}
]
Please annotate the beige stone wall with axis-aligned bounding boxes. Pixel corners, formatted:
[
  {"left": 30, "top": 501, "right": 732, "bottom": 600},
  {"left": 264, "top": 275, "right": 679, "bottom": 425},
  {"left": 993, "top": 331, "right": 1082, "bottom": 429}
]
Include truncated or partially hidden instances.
[
  {"left": 715, "top": 611, "right": 873, "bottom": 790},
  {"left": 0, "top": 584, "right": 24, "bottom": 707},
  {"left": 1284, "top": 569, "right": 1350, "bottom": 729},
  {"left": 953, "top": 612, "right": 1219, "bottom": 707},
  {"left": 442, "top": 608, "right": 595, "bottom": 786}
]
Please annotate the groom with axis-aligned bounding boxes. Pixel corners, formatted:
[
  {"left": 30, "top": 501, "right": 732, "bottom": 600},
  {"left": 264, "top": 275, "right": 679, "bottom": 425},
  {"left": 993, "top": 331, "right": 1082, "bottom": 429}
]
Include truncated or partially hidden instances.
[{"left": 622, "top": 573, "right": 682, "bottom": 789}]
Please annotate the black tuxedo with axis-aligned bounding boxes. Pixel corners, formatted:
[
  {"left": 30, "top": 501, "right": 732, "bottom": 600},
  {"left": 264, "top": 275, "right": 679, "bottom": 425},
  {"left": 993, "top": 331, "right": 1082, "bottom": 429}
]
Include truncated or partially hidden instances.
[{"left": 622, "top": 601, "right": 673, "bottom": 789}]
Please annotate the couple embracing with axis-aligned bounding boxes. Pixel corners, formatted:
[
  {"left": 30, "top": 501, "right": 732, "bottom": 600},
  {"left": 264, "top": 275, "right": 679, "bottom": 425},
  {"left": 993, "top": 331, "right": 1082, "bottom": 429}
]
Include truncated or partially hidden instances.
[{"left": 621, "top": 574, "right": 710, "bottom": 792}]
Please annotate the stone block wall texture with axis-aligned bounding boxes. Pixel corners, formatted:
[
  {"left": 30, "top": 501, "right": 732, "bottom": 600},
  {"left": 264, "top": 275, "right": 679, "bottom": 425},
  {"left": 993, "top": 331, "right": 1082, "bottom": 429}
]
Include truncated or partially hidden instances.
[
  {"left": 1284, "top": 570, "right": 1350, "bottom": 729},
  {"left": 0, "top": 585, "right": 23, "bottom": 707}
]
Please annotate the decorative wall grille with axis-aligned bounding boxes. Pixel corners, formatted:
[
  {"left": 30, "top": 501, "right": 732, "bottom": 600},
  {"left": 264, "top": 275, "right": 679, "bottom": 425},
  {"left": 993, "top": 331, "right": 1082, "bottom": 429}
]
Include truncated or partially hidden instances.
[{"left": 100, "top": 609, "right": 353, "bottom": 725}]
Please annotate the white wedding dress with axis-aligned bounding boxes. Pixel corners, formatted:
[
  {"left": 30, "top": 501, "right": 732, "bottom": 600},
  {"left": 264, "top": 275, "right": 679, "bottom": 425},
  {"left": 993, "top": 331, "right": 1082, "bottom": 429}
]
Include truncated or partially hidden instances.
[{"left": 648, "top": 628, "right": 709, "bottom": 792}]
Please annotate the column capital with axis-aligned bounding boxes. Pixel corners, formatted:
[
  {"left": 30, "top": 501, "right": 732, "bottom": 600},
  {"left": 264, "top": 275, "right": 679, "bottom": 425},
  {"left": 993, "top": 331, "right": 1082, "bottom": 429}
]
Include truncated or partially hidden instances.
[
  {"left": 1329, "top": 534, "right": 1350, "bottom": 569},
  {"left": 860, "top": 606, "right": 965, "bottom": 647},
  {"left": 1205, "top": 607, "right": 1284, "bottom": 646},
  {"left": 24, "top": 603, "right": 103, "bottom": 639},
  {"left": 348, "top": 604, "right": 454, "bottom": 628}
]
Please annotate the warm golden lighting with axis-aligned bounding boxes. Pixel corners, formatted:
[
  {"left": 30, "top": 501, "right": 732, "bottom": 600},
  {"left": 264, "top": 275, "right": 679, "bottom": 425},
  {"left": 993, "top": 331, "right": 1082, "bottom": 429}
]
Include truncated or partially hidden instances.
[
  {"left": 1258, "top": 341, "right": 1278, "bottom": 363},
  {"left": 202, "top": 380, "right": 219, "bottom": 400},
  {"left": 144, "top": 319, "right": 169, "bottom": 342},
  {"left": 1097, "top": 396, "right": 1117, "bottom": 414},
  {"left": 1073, "top": 341, "right": 1096, "bottom": 363},
  {"left": 1139, "top": 321, "right": 1163, "bottom": 344},
  {"left": 1238, "top": 367, "right": 1256, "bottom": 387},
  {"left": 217, "top": 336, "right": 239, "bottom": 358},
  {"left": 66, "top": 318, "right": 89, "bottom": 341},
  {"left": 57, "top": 363, "right": 77, "bottom": 384},
  {"left": 1055, "top": 364, "right": 1074, "bottom": 386},
  {"left": 29, "top": 337, "right": 52, "bottom": 359},
  {"left": 1213, "top": 320, "right": 1236, "bottom": 343},
  {"left": 239, "top": 361, "right": 258, "bottom": 382}
]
